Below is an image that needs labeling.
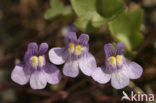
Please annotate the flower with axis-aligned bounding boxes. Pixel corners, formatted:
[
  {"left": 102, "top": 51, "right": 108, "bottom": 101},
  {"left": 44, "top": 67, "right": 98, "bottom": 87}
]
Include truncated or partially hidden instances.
[
  {"left": 92, "top": 42, "right": 143, "bottom": 89},
  {"left": 11, "top": 42, "right": 61, "bottom": 90},
  {"left": 49, "top": 32, "right": 97, "bottom": 78}
]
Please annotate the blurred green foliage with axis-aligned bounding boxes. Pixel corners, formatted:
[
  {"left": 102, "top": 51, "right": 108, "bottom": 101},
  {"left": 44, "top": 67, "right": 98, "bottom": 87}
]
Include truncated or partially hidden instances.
[
  {"left": 109, "top": 10, "right": 144, "bottom": 51},
  {"left": 96, "top": 0, "right": 125, "bottom": 19},
  {"left": 71, "top": 0, "right": 125, "bottom": 33},
  {"left": 44, "top": 0, "right": 144, "bottom": 52},
  {"left": 44, "top": 0, "right": 72, "bottom": 20}
]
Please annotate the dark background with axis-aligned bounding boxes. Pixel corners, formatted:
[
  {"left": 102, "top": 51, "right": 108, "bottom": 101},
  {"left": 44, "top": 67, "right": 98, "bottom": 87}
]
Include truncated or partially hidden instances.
[{"left": 0, "top": 0, "right": 156, "bottom": 103}]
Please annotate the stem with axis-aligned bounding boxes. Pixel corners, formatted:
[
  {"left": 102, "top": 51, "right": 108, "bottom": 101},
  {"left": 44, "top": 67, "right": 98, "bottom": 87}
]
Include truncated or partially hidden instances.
[{"left": 60, "top": 77, "right": 69, "bottom": 90}]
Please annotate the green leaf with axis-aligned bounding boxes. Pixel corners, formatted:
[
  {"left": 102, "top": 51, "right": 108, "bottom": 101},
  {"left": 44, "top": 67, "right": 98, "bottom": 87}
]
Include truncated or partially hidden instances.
[
  {"left": 50, "top": 0, "right": 64, "bottom": 9},
  {"left": 71, "top": 0, "right": 96, "bottom": 17},
  {"left": 71, "top": 0, "right": 98, "bottom": 33},
  {"left": 71, "top": 0, "right": 125, "bottom": 33},
  {"left": 108, "top": 10, "right": 144, "bottom": 51},
  {"left": 44, "top": 0, "right": 72, "bottom": 20},
  {"left": 44, "top": 8, "right": 63, "bottom": 20},
  {"left": 75, "top": 16, "right": 98, "bottom": 33},
  {"left": 91, "top": 12, "right": 107, "bottom": 28},
  {"left": 96, "top": 0, "right": 125, "bottom": 19},
  {"left": 62, "top": 6, "right": 73, "bottom": 16}
]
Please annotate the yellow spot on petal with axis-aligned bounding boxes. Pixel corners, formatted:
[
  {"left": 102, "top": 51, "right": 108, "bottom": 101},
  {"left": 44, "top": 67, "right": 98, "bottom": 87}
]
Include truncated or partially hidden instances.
[
  {"left": 38, "top": 56, "right": 44, "bottom": 67},
  {"left": 68, "top": 43, "right": 75, "bottom": 53},
  {"left": 31, "top": 56, "right": 38, "bottom": 68},
  {"left": 75, "top": 44, "right": 82, "bottom": 55},
  {"left": 116, "top": 55, "right": 123, "bottom": 65},
  {"left": 108, "top": 56, "right": 116, "bottom": 67}
]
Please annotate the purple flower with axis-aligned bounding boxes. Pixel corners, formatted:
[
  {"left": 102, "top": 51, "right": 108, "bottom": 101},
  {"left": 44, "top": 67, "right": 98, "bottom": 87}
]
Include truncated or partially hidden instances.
[
  {"left": 11, "top": 42, "right": 61, "bottom": 90},
  {"left": 49, "top": 32, "right": 97, "bottom": 78},
  {"left": 92, "top": 42, "right": 143, "bottom": 89}
]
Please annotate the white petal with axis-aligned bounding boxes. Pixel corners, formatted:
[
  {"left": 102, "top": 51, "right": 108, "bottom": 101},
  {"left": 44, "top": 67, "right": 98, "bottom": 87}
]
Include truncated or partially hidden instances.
[
  {"left": 124, "top": 62, "right": 143, "bottom": 79},
  {"left": 44, "top": 63, "right": 61, "bottom": 84},
  {"left": 63, "top": 60, "right": 79, "bottom": 78},
  {"left": 111, "top": 70, "right": 130, "bottom": 89},
  {"left": 30, "top": 70, "right": 47, "bottom": 90},
  {"left": 11, "top": 65, "right": 30, "bottom": 85},
  {"left": 49, "top": 47, "right": 67, "bottom": 65},
  {"left": 92, "top": 67, "right": 111, "bottom": 84},
  {"left": 79, "top": 53, "right": 97, "bottom": 76}
]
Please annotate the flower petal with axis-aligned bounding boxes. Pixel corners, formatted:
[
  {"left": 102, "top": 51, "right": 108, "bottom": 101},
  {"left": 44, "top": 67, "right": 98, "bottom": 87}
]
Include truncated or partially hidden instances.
[
  {"left": 125, "top": 62, "right": 143, "bottom": 79},
  {"left": 49, "top": 47, "right": 67, "bottom": 65},
  {"left": 44, "top": 63, "right": 61, "bottom": 84},
  {"left": 116, "top": 42, "right": 125, "bottom": 55},
  {"left": 92, "top": 67, "right": 111, "bottom": 84},
  {"left": 39, "top": 43, "right": 48, "bottom": 55},
  {"left": 111, "top": 70, "right": 129, "bottom": 89},
  {"left": 63, "top": 60, "right": 79, "bottom": 78},
  {"left": 79, "top": 53, "right": 96, "bottom": 76},
  {"left": 68, "top": 32, "right": 77, "bottom": 43},
  {"left": 30, "top": 70, "right": 47, "bottom": 90},
  {"left": 27, "top": 42, "right": 38, "bottom": 55},
  {"left": 24, "top": 42, "right": 38, "bottom": 61},
  {"left": 78, "top": 34, "right": 89, "bottom": 45},
  {"left": 11, "top": 64, "right": 30, "bottom": 85},
  {"left": 104, "top": 43, "right": 115, "bottom": 58}
]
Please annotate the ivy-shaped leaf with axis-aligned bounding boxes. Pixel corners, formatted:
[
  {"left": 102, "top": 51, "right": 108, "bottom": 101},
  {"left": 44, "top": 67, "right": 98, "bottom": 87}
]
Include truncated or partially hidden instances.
[
  {"left": 44, "top": 0, "right": 72, "bottom": 20},
  {"left": 108, "top": 10, "right": 144, "bottom": 51},
  {"left": 96, "top": 0, "right": 125, "bottom": 19},
  {"left": 71, "top": 0, "right": 125, "bottom": 33},
  {"left": 75, "top": 15, "right": 99, "bottom": 33},
  {"left": 71, "top": 0, "right": 96, "bottom": 17}
]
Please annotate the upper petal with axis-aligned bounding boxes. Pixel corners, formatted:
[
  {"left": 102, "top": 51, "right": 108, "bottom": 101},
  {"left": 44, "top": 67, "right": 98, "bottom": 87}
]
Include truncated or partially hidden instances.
[
  {"left": 116, "top": 42, "right": 125, "bottom": 55},
  {"left": 92, "top": 67, "right": 111, "bottom": 84},
  {"left": 49, "top": 47, "right": 67, "bottom": 65},
  {"left": 44, "top": 63, "right": 61, "bottom": 84},
  {"left": 79, "top": 53, "right": 96, "bottom": 76},
  {"left": 30, "top": 70, "right": 47, "bottom": 90},
  {"left": 104, "top": 43, "right": 115, "bottom": 58},
  {"left": 124, "top": 62, "right": 143, "bottom": 79},
  {"left": 78, "top": 34, "right": 89, "bottom": 46},
  {"left": 63, "top": 60, "right": 79, "bottom": 78},
  {"left": 24, "top": 42, "right": 38, "bottom": 61},
  {"left": 111, "top": 70, "right": 130, "bottom": 89},
  {"left": 27, "top": 42, "right": 38, "bottom": 55},
  {"left": 68, "top": 32, "right": 77, "bottom": 43},
  {"left": 39, "top": 43, "right": 48, "bottom": 55},
  {"left": 11, "top": 64, "right": 30, "bottom": 85}
]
